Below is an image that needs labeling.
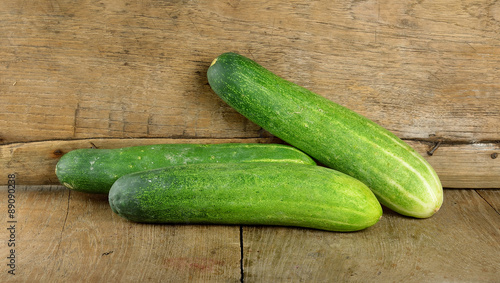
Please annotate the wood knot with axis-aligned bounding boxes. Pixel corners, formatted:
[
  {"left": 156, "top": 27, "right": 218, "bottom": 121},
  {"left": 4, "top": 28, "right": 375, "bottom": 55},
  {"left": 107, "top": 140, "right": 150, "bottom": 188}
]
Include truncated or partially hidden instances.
[
  {"left": 52, "top": 149, "right": 64, "bottom": 157},
  {"left": 491, "top": 152, "right": 498, "bottom": 159}
]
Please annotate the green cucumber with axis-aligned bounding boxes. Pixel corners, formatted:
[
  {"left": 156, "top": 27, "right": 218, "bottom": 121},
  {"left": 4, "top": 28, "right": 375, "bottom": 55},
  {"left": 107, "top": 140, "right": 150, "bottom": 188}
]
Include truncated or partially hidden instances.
[
  {"left": 56, "top": 143, "right": 315, "bottom": 194},
  {"left": 109, "top": 163, "right": 382, "bottom": 232},
  {"left": 207, "top": 52, "right": 443, "bottom": 218}
]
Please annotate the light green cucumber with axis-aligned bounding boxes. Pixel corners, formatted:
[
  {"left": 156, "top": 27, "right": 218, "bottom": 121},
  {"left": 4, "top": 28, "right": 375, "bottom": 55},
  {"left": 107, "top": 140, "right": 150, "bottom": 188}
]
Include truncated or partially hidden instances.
[
  {"left": 55, "top": 143, "right": 315, "bottom": 194},
  {"left": 108, "top": 163, "right": 383, "bottom": 232},
  {"left": 207, "top": 52, "right": 443, "bottom": 218}
]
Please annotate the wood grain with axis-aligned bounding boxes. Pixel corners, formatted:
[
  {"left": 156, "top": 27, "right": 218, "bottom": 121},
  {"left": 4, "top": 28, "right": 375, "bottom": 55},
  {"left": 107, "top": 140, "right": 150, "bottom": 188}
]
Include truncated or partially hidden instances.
[
  {"left": 0, "top": 137, "right": 277, "bottom": 186},
  {"left": 0, "top": 185, "right": 241, "bottom": 282},
  {"left": 1, "top": 1, "right": 499, "bottom": 281},
  {"left": 242, "top": 189, "right": 500, "bottom": 282},
  {"left": 2, "top": 138, "right": 499, "bottom": 188},
  {"left": 477, "top": 189, "right": 500, "bottom": 213},
  {"left": 410, "top": 141, "right": 500, "bottom": 188},
  {"left": 1, "top": 0, "right": 500, "bottom": 188},
  {"left": 2, "top": 186, "right": 498, "bottom": 282},
  {"left": 1, "top": 0, "right": 500, "bottom": 144}
]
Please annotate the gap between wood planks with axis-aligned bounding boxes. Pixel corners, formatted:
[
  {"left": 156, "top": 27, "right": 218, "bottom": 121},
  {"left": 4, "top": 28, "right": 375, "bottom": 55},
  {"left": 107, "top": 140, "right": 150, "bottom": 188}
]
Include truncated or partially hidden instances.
[
  {"left": 239, "top": 226, "right": 244, "bottom": 283},
  {"left": 404, "top": 138, "right": 500, "bottom": 156}
]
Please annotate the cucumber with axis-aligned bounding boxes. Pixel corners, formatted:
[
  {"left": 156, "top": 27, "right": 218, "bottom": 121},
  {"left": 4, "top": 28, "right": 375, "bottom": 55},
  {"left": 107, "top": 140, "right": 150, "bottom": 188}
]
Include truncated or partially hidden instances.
[
  {"left": 56, "top": 143, "right": 316, "bottom": 194},
  {"left": 207, "top": 52, "right": 443, "bottom": 218},
  {"left": 108, "top": 163, "right": 383, "bottom": 232}
]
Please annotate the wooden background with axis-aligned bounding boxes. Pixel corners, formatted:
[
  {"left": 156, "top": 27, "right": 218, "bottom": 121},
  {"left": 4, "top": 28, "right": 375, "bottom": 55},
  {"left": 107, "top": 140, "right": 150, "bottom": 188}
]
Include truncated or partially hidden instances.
[{"left": 1, "top": 0, "right": 499, "bottom": 282}]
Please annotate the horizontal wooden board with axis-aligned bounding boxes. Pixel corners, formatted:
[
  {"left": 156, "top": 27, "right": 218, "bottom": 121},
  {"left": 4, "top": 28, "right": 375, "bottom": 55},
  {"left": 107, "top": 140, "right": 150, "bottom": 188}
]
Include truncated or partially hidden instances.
[
  {"left": 1, "top": 138, "right": 499, "bottom": 188},
  {"left": 0, "top": 137, "right": 277, "bottom": 186},
  {"left": 410, "top": 141, "right": 500, "bottom": 188},
  {"left": 1, "top": 0, "right": 500, "bottom": 145},
  {"left": 242, "top": 189, "right": 500, "bottom": 282},
  {"left": 1, "top": 186, "right": 498, "bottom": 282},
  {"left": 0, "top": 185, "right": 241, "bottom": 282}
]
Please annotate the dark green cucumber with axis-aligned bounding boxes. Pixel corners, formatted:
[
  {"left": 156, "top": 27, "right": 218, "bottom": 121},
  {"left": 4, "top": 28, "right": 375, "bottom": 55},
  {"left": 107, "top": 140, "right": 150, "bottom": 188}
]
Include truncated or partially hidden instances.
[
  {"left": 108, "top": 163, "right": 382, "bottom": 232},
  {"left": 207, "top": 52, "right": 443, "bottom": 218},
  {"left": 55, "top": 143, "right": 315, "bottom": 194}
]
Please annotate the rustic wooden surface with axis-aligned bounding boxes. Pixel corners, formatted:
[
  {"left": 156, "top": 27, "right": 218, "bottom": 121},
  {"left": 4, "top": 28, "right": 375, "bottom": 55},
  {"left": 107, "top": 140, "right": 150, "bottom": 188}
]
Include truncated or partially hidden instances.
[
  {"left": 1, "top": 0, "right": 500, "bottom": 187},
  {"left": 1, "top": 0, "right": 500, "bottom": 282},
  {"left": 242, "top": 189, "right": 500, "bottom": 282},
  {"left": 2, "top": 138, "right": 500, "bottom": 188},
  {"left": 0, "top": 137, "right": 277, "bottom": 187},
  {"left": 0, "top": 186, "right": 498, "bottom": 282},
  {"left": 1, "top": 185, "right": 241, "bottom": 282}
]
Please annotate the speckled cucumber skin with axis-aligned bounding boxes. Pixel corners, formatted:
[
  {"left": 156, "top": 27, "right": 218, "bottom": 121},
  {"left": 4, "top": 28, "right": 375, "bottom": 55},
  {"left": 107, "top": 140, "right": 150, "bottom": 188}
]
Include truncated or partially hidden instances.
[
  {"left": 55, "top": 143, "right": 316, "bottom": 194},
  {"left": 207, "top": 52, "right": 443, "bottom": 218},
  {"left": 108, "top": 163, "right": 382, "bottom": 232}
]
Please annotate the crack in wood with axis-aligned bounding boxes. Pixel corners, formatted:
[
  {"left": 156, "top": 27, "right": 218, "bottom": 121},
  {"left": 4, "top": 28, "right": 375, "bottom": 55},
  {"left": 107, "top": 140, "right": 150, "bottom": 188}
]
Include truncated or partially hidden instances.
[
  {"left": 475, "top": 190, "right": 500, "bottom": 216},
  {"left": 55, "top": 190, "right": 71, "bottom": 257}
]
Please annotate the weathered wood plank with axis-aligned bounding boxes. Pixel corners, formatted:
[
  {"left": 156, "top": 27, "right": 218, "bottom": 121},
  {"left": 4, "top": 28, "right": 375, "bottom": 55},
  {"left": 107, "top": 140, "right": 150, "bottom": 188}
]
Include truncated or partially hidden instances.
[
  {"left": 2, "top": 138, "right": 499, "bottom": 188},
  {"left": 242, "top": 189, "right": 500, "bottom": 282},
  {"left": 408, "top": 141, "right": 500, "bottom": 188},
  {"left": 2, "top": 1, "right": 500, "bottom": 281},
  {"left": 1, "top": 188, "right": 499, "bottom": 281},
  {"left": 1, "top": 0, "right": 500, "bottom": 144},
  {"left": 0, "top": 185, "right": 241, "bottom": 282},
  {"left": 0, "top": 137, "right": 277, "bottom": 186}
]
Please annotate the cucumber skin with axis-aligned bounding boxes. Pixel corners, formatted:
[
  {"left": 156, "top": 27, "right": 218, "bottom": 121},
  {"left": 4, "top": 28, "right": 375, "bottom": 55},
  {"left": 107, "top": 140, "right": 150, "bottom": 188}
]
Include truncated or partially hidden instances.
[
  {"left": 109, "top": 163, "right": 383, "bottom": 232},
  {"left": 55, "top": 143, "right": 316, "bottom": 194},
  {"left": 207, "top": 52, "right": 443, "bottom": 218}
]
